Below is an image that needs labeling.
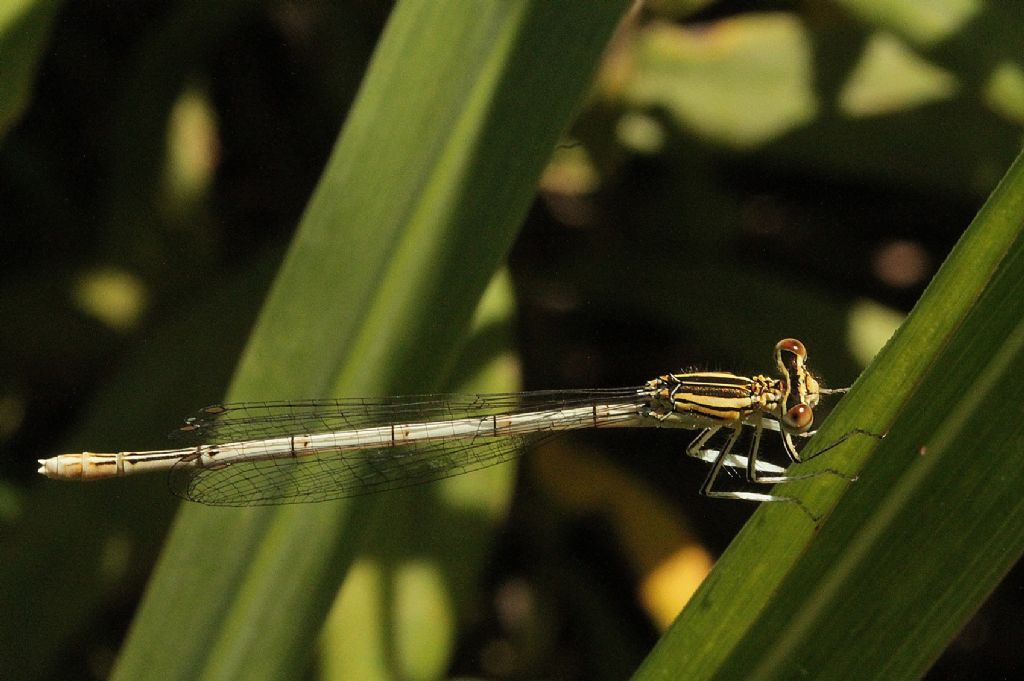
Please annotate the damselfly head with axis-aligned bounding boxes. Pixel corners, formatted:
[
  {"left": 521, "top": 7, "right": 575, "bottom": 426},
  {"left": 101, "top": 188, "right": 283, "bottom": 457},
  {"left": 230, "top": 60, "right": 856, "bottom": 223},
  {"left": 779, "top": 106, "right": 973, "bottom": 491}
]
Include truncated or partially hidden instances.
[{"left": 775, "top": 338, "right": 821, "bottom": 433}]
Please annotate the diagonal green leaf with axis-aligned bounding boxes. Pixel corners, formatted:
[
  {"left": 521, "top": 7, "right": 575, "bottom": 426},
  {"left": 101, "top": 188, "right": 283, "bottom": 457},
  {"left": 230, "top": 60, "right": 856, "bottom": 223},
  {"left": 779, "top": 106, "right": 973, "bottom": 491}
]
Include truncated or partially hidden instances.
[
  {"left": 633, "top": 148, "right": 1024, "bottom": 679},
  {"left": 109, "top": 2, "right": 630, "bottom": 681}
]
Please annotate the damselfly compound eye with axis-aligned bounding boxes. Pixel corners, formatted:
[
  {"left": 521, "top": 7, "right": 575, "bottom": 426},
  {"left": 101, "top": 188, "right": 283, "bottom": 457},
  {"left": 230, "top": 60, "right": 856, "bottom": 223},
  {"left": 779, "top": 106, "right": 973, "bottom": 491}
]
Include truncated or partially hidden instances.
[
  {"left": 783, "top": 403, "right": 814, "bottom": 431},
  {"left": 776, "top": 338, "right": 807, "bottom": 359}
]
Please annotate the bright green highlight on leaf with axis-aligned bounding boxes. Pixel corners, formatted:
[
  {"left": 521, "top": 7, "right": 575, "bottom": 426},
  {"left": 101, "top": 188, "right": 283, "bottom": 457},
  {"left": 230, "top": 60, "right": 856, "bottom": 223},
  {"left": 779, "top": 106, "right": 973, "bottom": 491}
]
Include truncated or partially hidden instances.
[
  {"left": 0, "top": 0, "right": 60, "bottom": 137},
  {"left": 985, "top": 61, "right": 1024, "bottom": 125},
  {"left": 628, "top": 14, "right": 817, "bottom": 148},
  {"left": 838, "top": 31, "right": 958, "bottom": 116},
  {"left": 834, "top": 0, "right": 982, "bottom": 45}
]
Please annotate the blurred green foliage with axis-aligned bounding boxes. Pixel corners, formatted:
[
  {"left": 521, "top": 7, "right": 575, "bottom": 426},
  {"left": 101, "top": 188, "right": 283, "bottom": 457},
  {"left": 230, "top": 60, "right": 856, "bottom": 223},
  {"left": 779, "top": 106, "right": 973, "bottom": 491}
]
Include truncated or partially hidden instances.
[{"left": 2, "top": 1, "right": 1023, "bottom": 680}]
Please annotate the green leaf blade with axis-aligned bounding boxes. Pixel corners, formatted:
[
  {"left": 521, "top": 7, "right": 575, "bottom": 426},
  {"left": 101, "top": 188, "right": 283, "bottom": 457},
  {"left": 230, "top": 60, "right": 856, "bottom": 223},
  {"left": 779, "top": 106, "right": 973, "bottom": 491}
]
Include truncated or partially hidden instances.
[
  {"left": 109, "top": 3, "right": 630, "bottom": 681},
  {"left": 633, "top": 149, "right": 1024, "bottom": 680}
]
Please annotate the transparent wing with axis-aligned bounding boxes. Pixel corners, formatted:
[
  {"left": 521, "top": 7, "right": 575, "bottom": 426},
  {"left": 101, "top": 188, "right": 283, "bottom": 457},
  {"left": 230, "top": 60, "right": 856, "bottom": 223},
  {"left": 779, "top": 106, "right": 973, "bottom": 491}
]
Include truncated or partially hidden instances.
[
  {"left": 168, "top": 387, "right": 648, "bottom": 506},
  {"left": 170, "top": 433, "right": 548, "bottom": 506},
  {"left": 171, "top": 388, "right": 645, "bottom": 443}
]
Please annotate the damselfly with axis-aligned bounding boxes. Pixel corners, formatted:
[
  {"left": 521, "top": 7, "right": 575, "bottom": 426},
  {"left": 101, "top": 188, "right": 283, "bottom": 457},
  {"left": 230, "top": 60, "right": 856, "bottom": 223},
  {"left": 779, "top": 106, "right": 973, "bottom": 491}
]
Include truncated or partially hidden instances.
[{"left": 38, "top": 339, "right": 861, "bottom": 516}]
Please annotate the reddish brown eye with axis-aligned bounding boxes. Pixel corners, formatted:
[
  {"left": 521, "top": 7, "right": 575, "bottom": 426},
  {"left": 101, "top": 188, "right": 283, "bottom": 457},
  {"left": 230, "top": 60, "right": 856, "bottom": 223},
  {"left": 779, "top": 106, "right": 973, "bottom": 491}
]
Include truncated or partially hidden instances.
[
  {"left": 783, "top": 403, "right": 813, "bottom": 431},
  {"left": 776, "top": 338, "right": 807, "bottom": 359}
]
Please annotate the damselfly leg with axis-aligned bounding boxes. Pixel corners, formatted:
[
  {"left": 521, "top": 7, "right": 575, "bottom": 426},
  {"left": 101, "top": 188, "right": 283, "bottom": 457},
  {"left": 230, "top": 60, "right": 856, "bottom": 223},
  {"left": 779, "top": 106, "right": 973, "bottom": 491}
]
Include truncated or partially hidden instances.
[
  {"left": 686, "top": 411, "right": 880, "bottom": 520},
  {"left": 691, "top": 421, "right": 823, "bottom": 520}
]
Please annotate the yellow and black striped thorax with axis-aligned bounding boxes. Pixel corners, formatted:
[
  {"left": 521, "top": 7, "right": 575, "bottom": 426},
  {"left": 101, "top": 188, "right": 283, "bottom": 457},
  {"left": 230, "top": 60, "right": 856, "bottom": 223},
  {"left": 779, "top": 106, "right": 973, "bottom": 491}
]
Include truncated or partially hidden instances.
[
  {"left": 644, "top": 338, "right": 825, "bottom": 432},
  {"left": 645, "top": 371, "right": 782, "bottom": 423}
]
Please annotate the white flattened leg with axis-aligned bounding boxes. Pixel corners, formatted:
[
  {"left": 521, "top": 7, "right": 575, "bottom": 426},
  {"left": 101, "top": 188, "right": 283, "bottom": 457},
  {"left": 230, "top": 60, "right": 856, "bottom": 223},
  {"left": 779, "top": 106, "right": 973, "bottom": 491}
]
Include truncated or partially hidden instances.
[{"left": 698, "top": 420, "right": 821, "bottom": 521}]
